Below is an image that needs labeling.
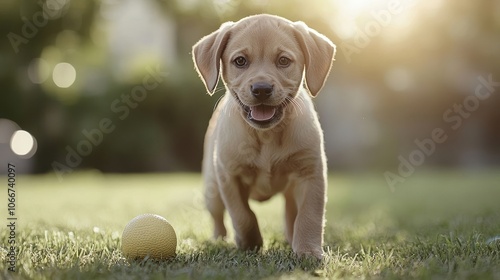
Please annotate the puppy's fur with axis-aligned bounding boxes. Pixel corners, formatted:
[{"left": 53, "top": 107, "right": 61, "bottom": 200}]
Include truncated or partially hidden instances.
[{"left": 192, "top": 14, "right": 335, "bottom": 259}]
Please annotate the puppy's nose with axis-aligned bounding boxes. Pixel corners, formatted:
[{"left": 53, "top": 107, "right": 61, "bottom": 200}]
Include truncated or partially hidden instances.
[{"left": 251, "top": 82, "right": 273, "bottom": 101}]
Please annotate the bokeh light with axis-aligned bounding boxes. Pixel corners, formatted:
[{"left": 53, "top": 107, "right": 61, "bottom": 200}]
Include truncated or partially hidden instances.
[
  {"left": 10, "top": 130, "right": 38, "bottom": 158},
  {"left": 43, "top": 0, "right": 69, "bottom": 19},
  {"left": 53, "top": 62, "right": 76, "bottom": 88},
  {"left": 0, "top": 119, "right": 20, "bottom": 144},
  {"left": 385, "top": 67, "right": 414, "bottom": 92},
  {"left": 27, "top": 58, "right": 51, "bottom": 84}
]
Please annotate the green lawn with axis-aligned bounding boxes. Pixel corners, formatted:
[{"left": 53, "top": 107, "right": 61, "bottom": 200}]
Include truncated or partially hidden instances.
[{"left": 1, "top": 170, "right": 500, "bottom": 279}]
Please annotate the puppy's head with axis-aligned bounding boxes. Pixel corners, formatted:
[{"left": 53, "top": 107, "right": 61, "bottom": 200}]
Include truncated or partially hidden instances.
[{"left": 193, "top": 14, "right": 335, "bottom": 130}]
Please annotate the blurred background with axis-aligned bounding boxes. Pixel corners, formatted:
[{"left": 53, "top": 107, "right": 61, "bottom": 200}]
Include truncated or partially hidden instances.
[{"left": 1, "top": 0, "right": 499, "bottom": 181}]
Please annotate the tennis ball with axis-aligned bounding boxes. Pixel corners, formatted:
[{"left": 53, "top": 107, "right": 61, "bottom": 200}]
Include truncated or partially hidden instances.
[{"left": 121, "top": 214, "right": 177, "bottom": 260}]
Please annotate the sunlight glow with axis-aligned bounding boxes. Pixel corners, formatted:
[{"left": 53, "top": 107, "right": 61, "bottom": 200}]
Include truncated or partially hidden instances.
[
  {"left": 331, "top": 0, "right": 419, "bottom": 39},
  {"left": 342, "top": 0, "right": 390, "bottom": 19}
]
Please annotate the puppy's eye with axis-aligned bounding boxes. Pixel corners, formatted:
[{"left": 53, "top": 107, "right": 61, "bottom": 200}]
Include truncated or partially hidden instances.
[
  {"left": 277, "top": 56, "right": 291, "bottom": 67},
  {"left": 233, "top": 56, "right": 247, "bottom": 67}
]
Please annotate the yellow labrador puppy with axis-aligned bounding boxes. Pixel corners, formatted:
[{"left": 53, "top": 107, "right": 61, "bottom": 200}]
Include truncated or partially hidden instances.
[{"left": 192, "top": 14, "right": 335, "bottom": 259}]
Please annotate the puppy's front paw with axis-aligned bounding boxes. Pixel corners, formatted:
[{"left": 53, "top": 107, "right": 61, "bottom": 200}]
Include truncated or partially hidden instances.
[
  {"left": 235, "top": 224, "right": 263, "bottom": 251},
  {"left": 294, "top": 245, "right": 324, "bottom": 260}
]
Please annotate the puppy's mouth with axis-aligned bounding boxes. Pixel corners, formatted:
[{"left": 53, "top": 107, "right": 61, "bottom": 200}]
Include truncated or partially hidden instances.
[
  {"left": 247, "top": 105, "right": 277, "bottom": 122},
  {"left": 244, "top": 104, "right": 283, "bottom": 128},
  {"left": 234, "top": 95, "right": 286, "bottom": 129}
]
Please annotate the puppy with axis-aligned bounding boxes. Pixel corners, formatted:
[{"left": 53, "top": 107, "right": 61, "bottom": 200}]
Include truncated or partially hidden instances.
[{"left": 192, "top": 14, "right": 335, "bottom": 259}]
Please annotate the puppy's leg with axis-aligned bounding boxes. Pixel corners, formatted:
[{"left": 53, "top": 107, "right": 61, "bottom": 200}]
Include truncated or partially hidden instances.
[
  {"left": 284, "top": 186, "right": 298, "bottom": 245},
  {"left": 292, "top": 177, "right": 326, "bottom": 259},
  {"left": 205, "top": 181, "right": 226, "bottom": 239},
  {"left": 218, "top": 174, "right": 263, "bottom": 250}
]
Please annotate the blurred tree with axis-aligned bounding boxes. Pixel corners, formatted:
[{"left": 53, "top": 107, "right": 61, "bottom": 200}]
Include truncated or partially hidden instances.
[{"left": 0, "top": 0, "right": 499, "bottom": 174}]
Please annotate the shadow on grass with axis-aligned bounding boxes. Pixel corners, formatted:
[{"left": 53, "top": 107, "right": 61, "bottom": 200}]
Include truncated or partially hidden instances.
[{"left": 109, "top": 240, "right": 326, "bottom": 279}]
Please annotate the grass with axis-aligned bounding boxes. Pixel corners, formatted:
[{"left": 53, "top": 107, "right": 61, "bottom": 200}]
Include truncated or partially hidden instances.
[{"left": 1, "top": 170, "right": 500, "bottom": 279}]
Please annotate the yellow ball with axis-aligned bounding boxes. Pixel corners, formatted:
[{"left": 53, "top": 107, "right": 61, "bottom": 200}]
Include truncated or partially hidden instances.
[{"left": 121, "top": 214, "right": 177, "bottom": 260}]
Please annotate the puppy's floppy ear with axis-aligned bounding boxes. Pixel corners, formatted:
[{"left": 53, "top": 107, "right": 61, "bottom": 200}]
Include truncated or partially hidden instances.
[
  {"left": 292, "top": 21, "right": 335, "bottom": 97},
  {"left": 192, "top": 22, "right": 234, "bottom": 95}
]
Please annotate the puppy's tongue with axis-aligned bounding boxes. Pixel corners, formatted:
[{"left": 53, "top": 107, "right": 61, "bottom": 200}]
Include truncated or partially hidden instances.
[{"left": 250, "top": 105, "right": 276, "bottom": 121}]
